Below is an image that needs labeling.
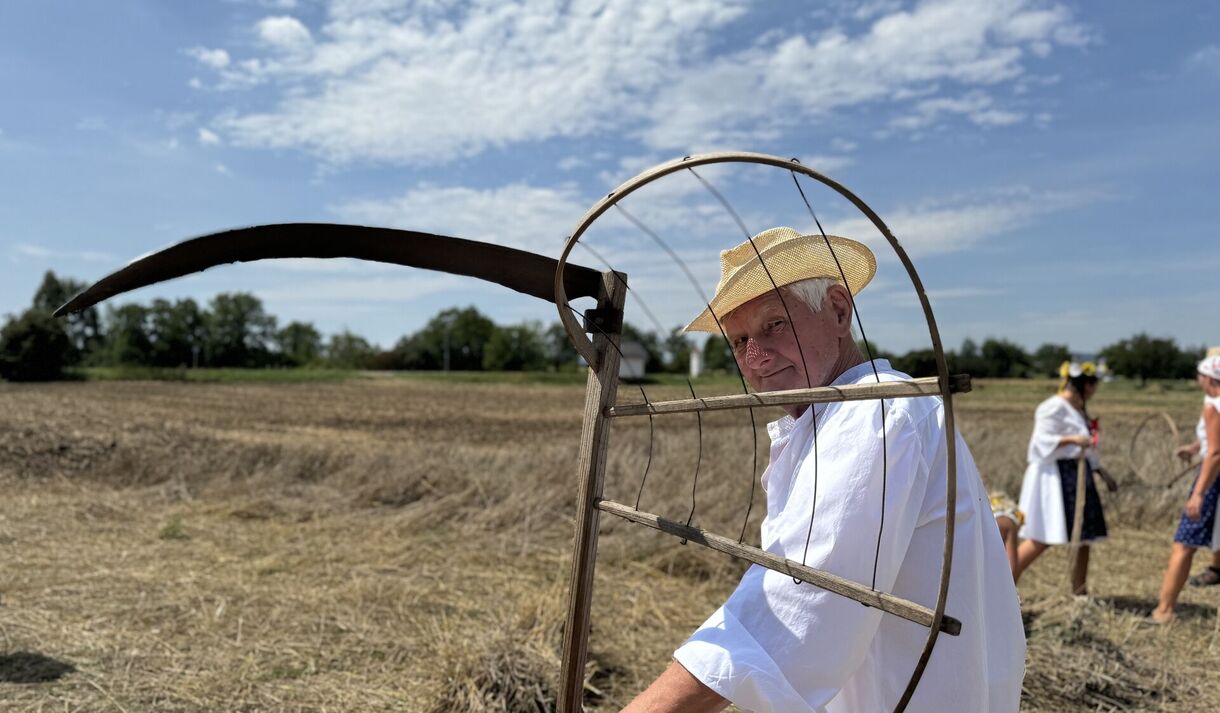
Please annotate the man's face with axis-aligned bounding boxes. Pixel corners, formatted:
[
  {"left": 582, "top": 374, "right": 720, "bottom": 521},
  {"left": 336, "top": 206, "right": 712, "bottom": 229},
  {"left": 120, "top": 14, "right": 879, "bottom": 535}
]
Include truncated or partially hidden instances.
[{"left": 721, "top": 286, "right": 851, "bottom": 393}]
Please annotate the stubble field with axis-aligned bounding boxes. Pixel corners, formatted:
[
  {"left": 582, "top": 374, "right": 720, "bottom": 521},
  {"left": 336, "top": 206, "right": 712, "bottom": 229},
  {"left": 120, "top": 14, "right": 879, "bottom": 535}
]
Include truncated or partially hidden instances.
[{"left": 0, "top": 375, "right": 1217, "bottom": 712}]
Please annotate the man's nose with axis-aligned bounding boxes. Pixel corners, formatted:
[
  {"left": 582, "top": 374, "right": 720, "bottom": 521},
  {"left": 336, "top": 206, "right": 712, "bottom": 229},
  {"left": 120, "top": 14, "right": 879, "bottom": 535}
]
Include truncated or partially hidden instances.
[{"left": 744, "top": 338, "right": 770, "bottom": 369}]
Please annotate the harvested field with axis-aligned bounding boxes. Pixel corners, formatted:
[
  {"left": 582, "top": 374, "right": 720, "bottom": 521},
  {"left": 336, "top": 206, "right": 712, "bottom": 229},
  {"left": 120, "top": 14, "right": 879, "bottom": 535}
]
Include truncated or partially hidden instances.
[{"left": 1, "top": 375, "right": 1217, "bottom": 711}]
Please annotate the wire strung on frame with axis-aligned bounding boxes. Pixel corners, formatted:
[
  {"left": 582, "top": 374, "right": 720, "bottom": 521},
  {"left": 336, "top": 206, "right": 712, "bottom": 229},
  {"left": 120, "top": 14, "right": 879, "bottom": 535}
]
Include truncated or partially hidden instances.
[
  {"left": 790, "top": 170, "right": 889, "bottom": 591},
  {"left": 613, "top": 204, "right": 761, "bottom": 544},
  {"left": 687, "top": 166, "right": 822, "bottom": 584},
  {"left": 566, "top": 293, "right": 707, "bottom": 539},
  {"left": 680, "top": 379, "right": 704, "bottom": 545},
  {"left": 573, "top": 242, "right": 659, "bottom": 510}
]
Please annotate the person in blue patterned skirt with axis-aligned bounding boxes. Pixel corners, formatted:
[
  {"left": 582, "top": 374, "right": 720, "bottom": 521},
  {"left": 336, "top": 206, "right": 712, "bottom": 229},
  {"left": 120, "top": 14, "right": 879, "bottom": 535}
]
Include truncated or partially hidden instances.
[{"left": 1151, "top": 355, "right": 1220, "bottom": 623}]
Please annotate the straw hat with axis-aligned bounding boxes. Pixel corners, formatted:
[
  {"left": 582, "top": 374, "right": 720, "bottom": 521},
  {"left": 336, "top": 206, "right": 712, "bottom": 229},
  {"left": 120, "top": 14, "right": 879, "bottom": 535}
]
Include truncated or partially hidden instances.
[{"left": 683, "top": 226, "right": 876, "bottom": 333}]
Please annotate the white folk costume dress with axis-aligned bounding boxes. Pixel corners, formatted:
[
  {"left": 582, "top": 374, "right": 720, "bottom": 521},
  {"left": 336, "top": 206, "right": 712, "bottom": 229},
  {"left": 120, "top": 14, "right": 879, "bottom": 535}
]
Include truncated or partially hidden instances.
[
  {"left": 673, "top": 360, "right": 1026, "bottom": 713},
  {"left": 1017, "top": 395, "right": 1107, "bottom": 545}
]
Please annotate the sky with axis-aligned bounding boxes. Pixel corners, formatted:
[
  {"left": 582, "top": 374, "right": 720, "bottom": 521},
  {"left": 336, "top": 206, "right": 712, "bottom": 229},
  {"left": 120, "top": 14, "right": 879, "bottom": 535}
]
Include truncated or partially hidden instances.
[{"left": 1, "top": 0, "right": 1218, "bottom": 354}]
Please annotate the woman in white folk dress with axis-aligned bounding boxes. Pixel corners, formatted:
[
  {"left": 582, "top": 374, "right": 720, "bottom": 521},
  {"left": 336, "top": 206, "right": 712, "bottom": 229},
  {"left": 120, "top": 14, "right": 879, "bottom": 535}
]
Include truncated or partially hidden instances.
[{"left": 1013, "top": 361, "right": 1118, "bottom": 594}]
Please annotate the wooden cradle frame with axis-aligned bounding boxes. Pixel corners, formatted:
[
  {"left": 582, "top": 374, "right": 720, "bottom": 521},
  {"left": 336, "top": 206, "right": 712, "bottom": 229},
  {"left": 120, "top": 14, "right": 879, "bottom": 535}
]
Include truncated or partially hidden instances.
[
  {"left": 55, "top": 152, "right": 967, "bottom": 713},
  {"left": 553, "top": 152, "right": 968, "bottom": 713}
]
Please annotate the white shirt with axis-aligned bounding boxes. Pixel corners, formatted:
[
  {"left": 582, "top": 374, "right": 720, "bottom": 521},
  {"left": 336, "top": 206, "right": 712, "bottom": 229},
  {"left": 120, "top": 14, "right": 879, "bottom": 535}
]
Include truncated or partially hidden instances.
[
  {"left": 1196, "top": 395, "right": 1220, "bottom": 457},
  {"left": 673, "top": 360, "right": 1025, "bottom": 713}
]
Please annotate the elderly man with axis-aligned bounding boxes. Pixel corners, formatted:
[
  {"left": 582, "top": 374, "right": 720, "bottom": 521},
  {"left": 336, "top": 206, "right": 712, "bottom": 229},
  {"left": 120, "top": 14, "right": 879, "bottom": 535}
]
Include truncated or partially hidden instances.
[{"left": 622, "top": 227, "right": 1025, "bottom": 713}]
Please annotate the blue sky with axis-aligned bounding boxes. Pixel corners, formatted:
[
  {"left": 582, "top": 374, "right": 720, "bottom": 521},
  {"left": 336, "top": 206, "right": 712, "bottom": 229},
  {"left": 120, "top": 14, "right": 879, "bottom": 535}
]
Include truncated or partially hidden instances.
[{"left": 2, "top": 0, "right": 1218, "bottom": 354}]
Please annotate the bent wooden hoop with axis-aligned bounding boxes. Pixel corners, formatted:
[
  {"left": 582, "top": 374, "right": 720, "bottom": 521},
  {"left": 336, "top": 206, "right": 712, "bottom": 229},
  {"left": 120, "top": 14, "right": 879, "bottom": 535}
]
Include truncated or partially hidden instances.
[
  {"left": 1128, "top": 411, "right": 1183, "bottom": 487},
  {"left": 553, "top": 152, "right": 960, "bottom": 713}
]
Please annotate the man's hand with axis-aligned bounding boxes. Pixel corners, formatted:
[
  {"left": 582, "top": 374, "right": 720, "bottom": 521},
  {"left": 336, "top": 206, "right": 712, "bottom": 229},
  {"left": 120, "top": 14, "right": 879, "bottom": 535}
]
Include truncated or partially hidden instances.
[{"left": 621, "top": 661, "right": 727, "bottom": 713}]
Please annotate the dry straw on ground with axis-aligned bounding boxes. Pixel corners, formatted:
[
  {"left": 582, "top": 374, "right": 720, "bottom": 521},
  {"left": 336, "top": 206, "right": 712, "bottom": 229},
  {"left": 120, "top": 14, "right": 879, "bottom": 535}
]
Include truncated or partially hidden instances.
[{"left": 0, "top": 376, "right": 1217, "bottom": 711}]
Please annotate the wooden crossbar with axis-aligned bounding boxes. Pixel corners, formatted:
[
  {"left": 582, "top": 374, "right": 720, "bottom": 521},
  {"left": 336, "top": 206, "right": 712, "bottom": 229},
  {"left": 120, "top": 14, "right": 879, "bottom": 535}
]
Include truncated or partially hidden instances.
[
  {"left": 597, "top": 499, "right": 962, "bottom": 636},
  {"left": 607, "top": 374, "right": 971, "bottom": 418}
]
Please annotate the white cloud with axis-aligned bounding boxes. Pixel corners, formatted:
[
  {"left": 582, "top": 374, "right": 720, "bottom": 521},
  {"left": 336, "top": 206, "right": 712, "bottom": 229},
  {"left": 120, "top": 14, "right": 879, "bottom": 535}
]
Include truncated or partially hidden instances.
[
  {"left": 198, "top": 127, "right": 221, "bottom": 145},
  {"left": 925, "top": 286, "right": 1004, "bottom": 300},
  {"left": 638, "top": 0, "right": 1091, "bottom": 148},
  {"left": 256, "top": 15, "right": 313, "bottom": 53},
  {"left": 75, "top": 116, "right": 107, "bottom": 131},
  {"left": 185, "top": 46, "right": 231, "bottom": 69},
  {"left": 830, "top": 137, "right": 857, "bottom": 152},
  {"left": 851, "top": 0, "right": 903, "bottom": 22},
  {"left": 12, "top": 243, "right": 117, "bottom": 263},
  {"left": 334, "top": 182, "right": 589, "bottom": 254},
  {"left": 887, "top": 92, "right": 1023, "bottom": 132},
  {"left": 214, "top": 163, "right": 232, "bottom": 175},
  {"left": 187, "top": 0, "right": 1089, "bottom": 166},
  {"left": 1187, "top": 45, "right": 1220, "bottom": 76},
  {"left": 258, "top": 272, "right": 467, "bottom": 302},
  {"left": 826, "top": 186, "right": 1104, "bottom": 258}
]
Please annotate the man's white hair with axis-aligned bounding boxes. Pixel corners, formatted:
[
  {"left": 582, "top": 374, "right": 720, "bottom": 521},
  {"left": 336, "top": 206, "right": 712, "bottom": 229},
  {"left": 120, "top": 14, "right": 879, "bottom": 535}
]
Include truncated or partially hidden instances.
[
  {"left": 780, "top": 277, "right": 860, "bottom": 341},
  {"left": 780, "top": 277, "right": 837, "bottom": 313}
]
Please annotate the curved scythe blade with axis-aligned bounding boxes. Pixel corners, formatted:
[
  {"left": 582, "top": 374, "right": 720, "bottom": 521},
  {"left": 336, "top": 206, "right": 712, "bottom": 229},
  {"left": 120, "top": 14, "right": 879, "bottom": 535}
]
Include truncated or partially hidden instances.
[{"left": 54, "top": 223, "right": 604, "bottom": 316}]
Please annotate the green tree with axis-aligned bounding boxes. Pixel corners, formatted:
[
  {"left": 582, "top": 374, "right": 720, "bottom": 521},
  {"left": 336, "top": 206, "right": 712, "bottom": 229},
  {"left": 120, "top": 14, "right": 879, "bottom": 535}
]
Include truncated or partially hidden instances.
[
  {"left": 32, "top": 271, "right": 100, "bottom": 363},
  {"left": 663, "top": 329, "right": 691, "bottom": 374},
  {"left": 1100, "top": 333, "right": 1186, "bottom": 384},
  {"left": 0, "top": 309, "right": 72, "bottom": 381},
  {"left": 483, "top": 323, "right": 547, "bottom": 371},
  {"left": 206, "top": 293, "right": 276, "bottom": 367},
  {"left": 325, "top": 330, "right": 377, "bottom": 369},
  {"left": 104, "top": 303, "right": 153, "bottom": 365},
  {"left": 892, "top": 349, "right": 939, "bottom": 378},
  {"left": 1032, "top": 343, "right": 1072, "bottom": 377},
  {"left": 543, "top": 322, "right": 578, "bottom": 370},
  {"left": 702, "top": 334, "right": 735, "bottom": 373},
  {"left": 148, "top": 298, "right": 207, "bottom": 367},
  {"left": 408, "top": 307, "right": 497, "bottom": 371},
  {"left": 276, "top": 321, "right": 323, "bottom": 367},
  {"left": 981, "top": 338, "right": 1032, "bottom": 378},
  {"left": 953, "top": 338, "right": 986, "bottom": 377}
]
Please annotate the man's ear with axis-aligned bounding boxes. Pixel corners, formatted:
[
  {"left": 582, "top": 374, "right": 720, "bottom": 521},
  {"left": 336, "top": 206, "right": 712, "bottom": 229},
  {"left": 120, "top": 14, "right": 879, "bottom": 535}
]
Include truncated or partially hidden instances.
[{"left": 827, "top": 284, "right": 854, "bottom": 332}]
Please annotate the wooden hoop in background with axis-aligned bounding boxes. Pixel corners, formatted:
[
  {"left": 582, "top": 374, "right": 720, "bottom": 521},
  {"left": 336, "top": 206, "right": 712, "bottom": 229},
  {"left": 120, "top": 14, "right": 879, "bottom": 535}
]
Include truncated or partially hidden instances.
[{"left": 1128, "top": 411, "right": 1185, "bottom": 487}]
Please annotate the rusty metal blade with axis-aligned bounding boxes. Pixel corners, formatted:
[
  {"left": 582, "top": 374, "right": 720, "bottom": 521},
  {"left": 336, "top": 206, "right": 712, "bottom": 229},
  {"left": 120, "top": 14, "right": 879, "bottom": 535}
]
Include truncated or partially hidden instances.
[{"left": 55, "top": 223, "right": 603, "bottom": 315}]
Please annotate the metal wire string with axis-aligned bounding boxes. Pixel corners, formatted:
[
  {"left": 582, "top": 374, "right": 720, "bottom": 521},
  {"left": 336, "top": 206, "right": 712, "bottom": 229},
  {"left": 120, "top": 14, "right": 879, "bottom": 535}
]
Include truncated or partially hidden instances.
[
  {"left": 790, "top": 170, "right": 889, "bottom": 591},
  {"left": 681, "top": 378, "right": 704, "bottom": 545},
  {"left": 688, "top": 166, "right": 822, "bottom": 582},
  {"left": 561, "top": 299, "right": 657, "bottom": 512},
  {"left": 573, "top": 242, "right": 662, "bottom": 510},
  {"left": 613, "top": 203, "right": 762, "bottom": 543}
]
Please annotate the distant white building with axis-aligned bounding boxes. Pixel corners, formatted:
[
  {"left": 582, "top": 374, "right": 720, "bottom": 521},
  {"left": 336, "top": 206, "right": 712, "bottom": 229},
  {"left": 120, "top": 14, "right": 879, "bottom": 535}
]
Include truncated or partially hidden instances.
[
  {"left": 619, "top": 341, "right": 649, "bottom": 381},
  {"left": 689, "top": 341, "right": 704, "bottom": 379}
]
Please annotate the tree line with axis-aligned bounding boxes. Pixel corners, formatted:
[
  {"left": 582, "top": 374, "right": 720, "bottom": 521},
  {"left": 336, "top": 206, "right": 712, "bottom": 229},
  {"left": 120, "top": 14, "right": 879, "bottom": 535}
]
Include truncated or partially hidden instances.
[{"left": 0, "top": 271, "right": 1207, "bottom": 383}]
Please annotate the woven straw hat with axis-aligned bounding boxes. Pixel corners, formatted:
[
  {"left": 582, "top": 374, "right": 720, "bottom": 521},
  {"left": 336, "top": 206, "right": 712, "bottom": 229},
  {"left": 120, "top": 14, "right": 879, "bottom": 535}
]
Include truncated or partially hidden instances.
[{"left": 683, "top": 226, "right": 876, "bottom": 333}]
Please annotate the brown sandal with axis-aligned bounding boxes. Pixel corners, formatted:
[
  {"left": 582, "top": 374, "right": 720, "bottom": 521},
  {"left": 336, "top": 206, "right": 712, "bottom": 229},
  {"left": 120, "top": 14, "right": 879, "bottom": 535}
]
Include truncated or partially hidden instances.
[{"left": 1188, "top": 566, "right": 1220, "bottom": 587}]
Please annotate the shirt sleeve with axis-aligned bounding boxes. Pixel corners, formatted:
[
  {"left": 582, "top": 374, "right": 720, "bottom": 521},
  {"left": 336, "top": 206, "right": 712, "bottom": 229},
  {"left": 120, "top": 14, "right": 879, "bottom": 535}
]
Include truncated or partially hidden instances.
[
  {"left": 674, "top": 403, "right": 932, "bottom": 712},
  {"left": 1028, "top": 399, "right": 1069, "bottom": 462}
]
